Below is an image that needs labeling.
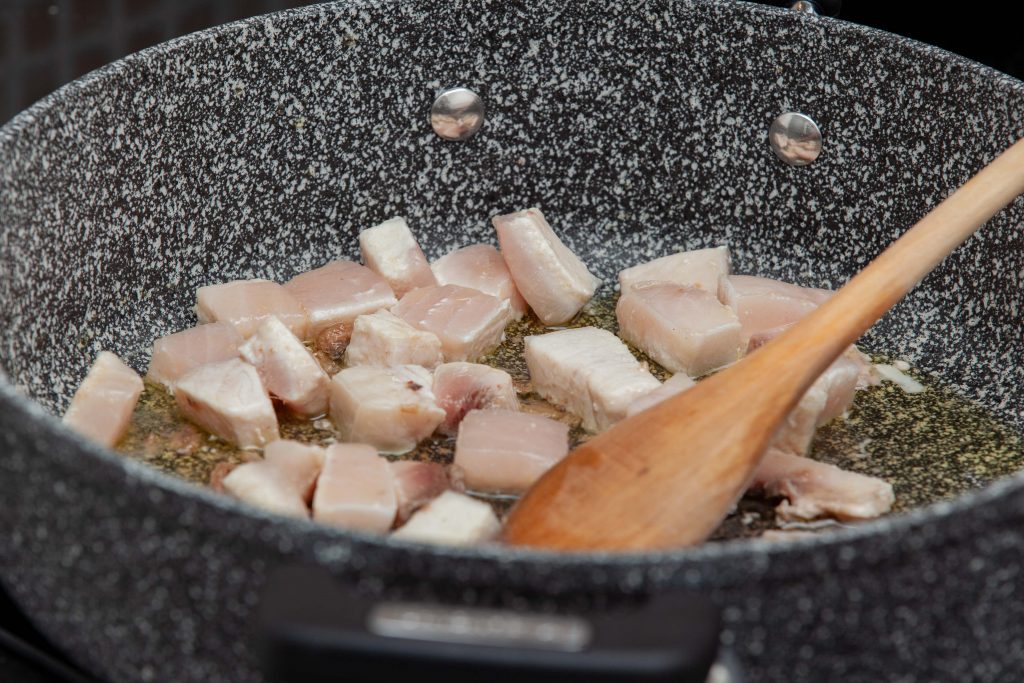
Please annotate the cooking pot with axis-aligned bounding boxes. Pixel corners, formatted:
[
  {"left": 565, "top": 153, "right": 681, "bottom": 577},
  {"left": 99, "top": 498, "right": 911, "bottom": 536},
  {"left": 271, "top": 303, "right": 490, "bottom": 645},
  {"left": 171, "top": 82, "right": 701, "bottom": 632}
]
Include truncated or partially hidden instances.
[{"left": 2, "top": 1, "right": 1024, "bottom": 681}]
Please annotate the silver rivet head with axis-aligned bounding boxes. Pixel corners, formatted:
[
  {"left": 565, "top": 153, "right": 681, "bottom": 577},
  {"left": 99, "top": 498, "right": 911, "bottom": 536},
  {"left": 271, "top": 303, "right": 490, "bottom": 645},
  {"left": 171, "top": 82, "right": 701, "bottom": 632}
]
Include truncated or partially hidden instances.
[
  {"left": 769, "top": 112, "right": 822, "bottom": 166},
  {"left": 431, "top": 87, "right": 485, "bottom": 141},
  {"left": 789, "top": 1, "right": 819, "bottom": 13}
]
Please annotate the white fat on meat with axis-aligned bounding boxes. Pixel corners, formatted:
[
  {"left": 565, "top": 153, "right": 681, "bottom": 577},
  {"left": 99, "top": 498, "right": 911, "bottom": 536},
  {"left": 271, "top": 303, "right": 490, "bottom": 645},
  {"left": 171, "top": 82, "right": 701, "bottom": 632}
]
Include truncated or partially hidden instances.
[
  {"left": 719, "top": 275, "right": 831, "bottom": 347},
  {"left": 328, "top": 365, "right": 445, "bottom": 454},
  {"left": 392, "top": 491, "right": 501, "bottom": 546},
  {"left": 391, "top": 284, "right": 511, "bottom": 362},
  {"left": 390, "top": 461, "right": 451, "bottom": 523},
  {"left": 359, "top": 217, "right": 437, "bottom": 297},
  {"left": 618, "top": 246, "right": 730, "bottom": 293},
  {"left": 455, "top": 409, "right": 569, "bottom": 494},
  {"left": 147, "top": 322, "right": 244, "bottom": 389},
  {"left": 222, "top": 440, "right": 325, "bottom": 518},
  {"left": 771, "top": 354, "right": 861, "bottom": 457},
  {"left": 312, "top": 443, "right": 398, "bottom": 533},
  {"left": 752, "top": 449, "right": 895, "bottom": 522},
  {"left": 493, "top": 208, "right": 601, "bottom": 325},
  {"left": 238, "top": 316, "right": 330, "bottom": 417},
  {"left": 432, "top": 362, "right": 519, "bottom": 435},
  {"left": 431, "top": 244, "right": 528, "bottom": 320},
  {"left": 627, "top": 373, "right": 696, "bottom": 417},
  {"left": 196, "top": 279, "right": 309, "bottom": 340},
  {"left": 617, "top": 282, "right": 743, "bottom": 377},
  {"left": 344, "top": 309, "right": 444, "bottom": 369},
  {"left": 174, "top": 358, "right": 279, "bottom": 449},
  {"left": 525, "top": 327, "right": 660, "bottom": 432},
  {"left": 283, "top": 260, "right": 397, "bottom": 340},
  {"left": 63, "top": 351, "right": 144, "bottom": 448}
]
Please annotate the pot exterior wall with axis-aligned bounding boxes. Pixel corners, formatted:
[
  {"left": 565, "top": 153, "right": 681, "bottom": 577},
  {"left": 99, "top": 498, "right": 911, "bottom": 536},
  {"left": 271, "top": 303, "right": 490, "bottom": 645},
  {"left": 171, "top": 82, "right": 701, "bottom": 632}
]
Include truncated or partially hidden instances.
[{"left": 3, "top": 1, "right": 1024, "bottom": 681}]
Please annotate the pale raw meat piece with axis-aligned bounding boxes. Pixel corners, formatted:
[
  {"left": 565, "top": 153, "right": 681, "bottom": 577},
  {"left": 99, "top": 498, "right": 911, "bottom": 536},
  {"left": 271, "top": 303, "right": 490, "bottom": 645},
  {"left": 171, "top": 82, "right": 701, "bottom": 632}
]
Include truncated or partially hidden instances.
[
  {"left": 874, "top": 363, "right": 926, "bottom": 394},
  {"left": 147, "top": 322, "right": 244, "bottom": 389},
  {"left": 390, "top": 461, "right": 450, "bottom": 522},
  {"left": 432, "top": 362, "right": 519, "bottom": 435},
  {"left": 312, "top": 444, "right": 398, "bottom": 533},
  {"left": 391, "top": 284, "right": 511, "bottom": 362},
  {"left": 618, "top": 246, "right": 730, "bottom": 293},
  {"left": 627, "top": 373, "right": 696, "bottom": 417},
  {"left": 328, "top": 365, "right": 445, "bottom": 453},
  {"left": 431, "top": 244, "right": 528, "bottom": 320},
  {"left": 196, "top": 279, "right": 309, "bottom": 339},
  {"left": 359, "top": 218, "right": 437, "bottom": 297},
  {"left": 344, "top": 310, "right": 444, "bottom": 369},
  {"left": 748, "top": 324, "right": 878, "bottom": 389},
  {"left": 745, "top": 323, "right": 794, "bottom": 354},
  {"left": 239, "top": 317, "right": 330, "bottom": 417},
  {"left": 719, "top": 275, "right": 832, "bottom": 346},
  {"left": 174, "top": 358, "right": 279, "bottom": 449},
  {"left": 616, "top": 282, "right": 743, "bottom": 376},
  {"left": 493, "top": 208, "right": 601, "bottom": 325},
  {"left": 752, "top": 449, "right": 894, "bottom": 522},
  {"left": 455, "top": 409, "right": 569, "bottom": 494},
  {"left": 525, "top": 327, "right": 660, "bottom": 432},
  {"left": 63, "top": 351, "right": 144, "bottom": 448},
  {"left": 771, "top": 355, "right": 861, "bottom": 457},
  {"left": 222, "top": 440, "right": 325, "bottom": 518},
  {"left": 392, "top": 491, "right": 501, "bottom": 546},
  {"left": 284, "top": 260, "right": 397, "bottom": 339}
]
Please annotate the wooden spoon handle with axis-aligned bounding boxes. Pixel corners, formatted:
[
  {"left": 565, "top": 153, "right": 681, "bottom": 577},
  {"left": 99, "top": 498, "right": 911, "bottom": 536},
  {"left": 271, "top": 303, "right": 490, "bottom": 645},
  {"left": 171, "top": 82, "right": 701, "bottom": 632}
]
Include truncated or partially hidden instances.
[
  {"left": 770, "top": 136, "right": 1024, "bottom": 385},
  {"left": 504, "top": 138, "right": 1024, "bottom": 551}
]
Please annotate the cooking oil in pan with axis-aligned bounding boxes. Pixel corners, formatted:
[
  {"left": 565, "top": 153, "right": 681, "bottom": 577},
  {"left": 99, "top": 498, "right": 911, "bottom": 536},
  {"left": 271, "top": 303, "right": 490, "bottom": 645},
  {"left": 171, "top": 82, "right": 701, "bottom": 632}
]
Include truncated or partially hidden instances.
[{"left": 116, "top": 293, "right": 1024, "bottom": 541}]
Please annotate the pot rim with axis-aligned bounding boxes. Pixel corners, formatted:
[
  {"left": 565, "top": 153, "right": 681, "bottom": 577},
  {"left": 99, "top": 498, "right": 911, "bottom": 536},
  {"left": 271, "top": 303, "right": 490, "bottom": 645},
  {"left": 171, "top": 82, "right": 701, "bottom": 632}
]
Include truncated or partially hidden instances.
[{"left": 2, "top": 0, "right": 1023, "bottom": 569}]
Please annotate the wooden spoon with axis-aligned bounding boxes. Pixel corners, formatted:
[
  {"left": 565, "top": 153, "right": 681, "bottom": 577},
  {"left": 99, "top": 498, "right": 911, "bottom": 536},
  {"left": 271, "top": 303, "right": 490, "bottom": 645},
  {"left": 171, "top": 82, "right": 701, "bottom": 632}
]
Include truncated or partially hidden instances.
[{"left": 503, "top": 138, "right": 1024, "bottom": 551}]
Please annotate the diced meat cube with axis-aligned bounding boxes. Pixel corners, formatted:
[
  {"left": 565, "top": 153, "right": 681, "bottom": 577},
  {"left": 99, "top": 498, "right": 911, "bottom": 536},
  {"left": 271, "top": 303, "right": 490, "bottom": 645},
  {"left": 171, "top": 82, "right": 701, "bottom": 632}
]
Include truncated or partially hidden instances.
[
  {"left": 432, "top": 362, "right": 519, "bottom": 435},
  {"left": 392, "top": 491, "right": 501, "bottom": 546},
  {"left": 359, "top": 218, "right": 437, "bottom": 297},
  {"left": 147, "top": 322, "right": 244, "bottom": 389},
  {"left": 238, "top": 317, "right": 330, "bottom": 417},
  {"left": 718, "top": 275, "right": 832, "bottom": 347},
  {"left": 174, "top": 358, "right": 279, "bottom": 449},
  {"left": 390, "top": 461, "right": 450, "bottom": 522},
  {"left": 196, "top": 279, "right": 309, "bottom": 339},
  {"left": 493, "top": 208, "right": 601, "bottom": 325},
  {"left": 284, "top": 260, "right": 397, "bottom": 339},
  {"left": 391, "top": 284, "right": 511, "bottom": 362},
  {"left": 328, "top": 365, "right": 445, "bottom": 453},
  {"left": 221, "top": 440, "right": 325, "bottom": 517},
  {"left": 618, "top": 246, "right": 730, "bottom": 293},
  {"left": 63, "top": 351, "right": 144, "bottom": 447},
  {"left": 751, "top": 449, "right": 895, "bottom": 522},
  {"left": 431, "top": 244, "right": 528, "bottom": 320},
  {"left": 772, "top": 355, "right": 861, "bottom": 457},
  {"left": 617, "top": 282, "right": 743, "bottom": 376},
  {"left": 525, "top": 327, "right": 660, "bottom": 432},
  {"left": 627, "top": 373, "right": 697, "bottom": 417},
  {"left": 314, "top": 321, "right": 353, "bottom": 360},
  {"left": 344, "top": 310, "right": 444, "bottom": 369},
  {"left": 746, "top": 323, "right": 793, "bottom": 354},
  {"left": 312, "top": 444, "right": 397, "bottom": 533},
  {"left": 455, "top": 409, "right": 569, "bottom": 494}
]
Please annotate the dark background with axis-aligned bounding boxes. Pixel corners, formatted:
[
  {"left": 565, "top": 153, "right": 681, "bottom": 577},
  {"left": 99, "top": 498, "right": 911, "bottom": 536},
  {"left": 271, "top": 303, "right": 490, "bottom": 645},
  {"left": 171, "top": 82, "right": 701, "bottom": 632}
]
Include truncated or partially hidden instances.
[
  {"left": 1, "top": 1, "right": 1024, "bottom": 125},
  {"left": 1, "top": 1, "right": 1023, "bottom": 681}
]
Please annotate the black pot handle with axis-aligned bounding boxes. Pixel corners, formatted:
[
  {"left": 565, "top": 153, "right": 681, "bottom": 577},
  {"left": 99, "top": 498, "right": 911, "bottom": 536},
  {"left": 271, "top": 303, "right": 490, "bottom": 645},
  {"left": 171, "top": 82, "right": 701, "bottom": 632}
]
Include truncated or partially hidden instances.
[{"left": 259, "top": 565, "right": 728, "bottom": 683}]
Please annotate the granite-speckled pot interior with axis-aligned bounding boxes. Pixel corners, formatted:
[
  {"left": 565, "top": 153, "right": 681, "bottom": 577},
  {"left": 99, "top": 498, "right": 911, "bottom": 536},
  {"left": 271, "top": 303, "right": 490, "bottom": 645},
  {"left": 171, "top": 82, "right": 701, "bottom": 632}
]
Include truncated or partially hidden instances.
[{"left": 2, "top": 1, "right": 1024, "bottom": 681}]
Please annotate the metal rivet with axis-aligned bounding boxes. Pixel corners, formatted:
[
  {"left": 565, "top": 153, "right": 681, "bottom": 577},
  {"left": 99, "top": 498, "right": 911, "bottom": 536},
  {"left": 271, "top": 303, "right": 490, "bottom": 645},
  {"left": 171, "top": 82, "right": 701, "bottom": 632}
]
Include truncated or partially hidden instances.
[
  {"left": 769, "top": 112, "right": 822, "bottom": 166},
  {"left": 789, "top": 1, "right": 818, "bottom": 13},
  {"left": 430, "top": 87, "right": 485, "bottom": 141}
]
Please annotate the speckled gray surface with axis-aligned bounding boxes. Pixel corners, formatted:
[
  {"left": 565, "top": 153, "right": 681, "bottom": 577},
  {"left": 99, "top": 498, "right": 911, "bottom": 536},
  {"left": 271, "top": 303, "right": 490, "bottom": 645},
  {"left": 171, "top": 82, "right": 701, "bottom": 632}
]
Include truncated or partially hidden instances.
[{"left": 2, "top": 0, "right": 1024, "bottom": 681}]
